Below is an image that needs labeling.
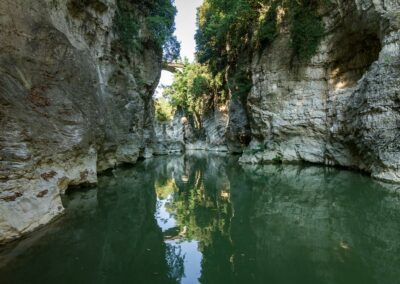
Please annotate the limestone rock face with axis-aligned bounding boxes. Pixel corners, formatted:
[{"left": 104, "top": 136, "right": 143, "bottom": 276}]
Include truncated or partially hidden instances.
[
  {"left": 0, "top": 0, "right": 161, "bottom": 243},
  {"left": 155, "top": 100, "right": 232, "bottom": 153},
  {"left": 184, "top": 100, "right": 231, "bottom": 152},
  {"left": 241, "top": 0, "right": 400, "bottom": 183},
  {"left": 154, "top": 108, "right": 185, "bottom": 155}
]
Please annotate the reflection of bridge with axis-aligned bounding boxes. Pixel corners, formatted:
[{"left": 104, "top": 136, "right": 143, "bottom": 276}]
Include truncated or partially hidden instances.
[{"left": 162, "top": 62, "right": 184, "bottom": 73}]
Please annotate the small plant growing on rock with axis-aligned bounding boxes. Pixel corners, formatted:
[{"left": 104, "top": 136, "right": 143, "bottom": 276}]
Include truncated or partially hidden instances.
[
  {"left": 272, "top": 153, "right": 283, "bottom": 163},
  {"left": 114, "top": 0, "right": 180, "bottom": 61},
  {"left": 244, "top": 143, "right": 268, "bottom": 155},
  {"left": 155, "top": 97, "right": 175, "bottom": 122},
  {"left": 289, "top": 0, "right": 325, "bottom": 61}
]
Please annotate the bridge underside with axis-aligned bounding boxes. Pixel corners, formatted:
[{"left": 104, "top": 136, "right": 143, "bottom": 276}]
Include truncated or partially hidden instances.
[{"left": 162, "top": 62, "right": 184, "bottom": 73}]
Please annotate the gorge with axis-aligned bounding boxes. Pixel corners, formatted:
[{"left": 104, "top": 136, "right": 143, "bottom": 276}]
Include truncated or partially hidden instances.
[
  {"left": 0, "top": 0, "right": 400, "bottom": 282},
  {"left": 2, "top": 153, "right": 400, "bottom": 283}
]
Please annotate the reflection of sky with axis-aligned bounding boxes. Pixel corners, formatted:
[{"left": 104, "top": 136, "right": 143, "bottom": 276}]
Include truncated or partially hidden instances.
[
  {"left": 155, "top": 191, "right": 202, "bottom": 284},
  {"left": 167, "top": 240, "right": 202, "bottom": 284},
  {"left": 155, "top": 0, "right": 203, "bottom": 98},
  {"left": 156, "top": 195, "right": 176, "bottom": 231}
]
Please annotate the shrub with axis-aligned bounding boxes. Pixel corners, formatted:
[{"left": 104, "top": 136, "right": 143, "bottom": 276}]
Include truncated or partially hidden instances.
[
  {"left": 195, "top": 0, "right": 325, "bottom": 81},
  {"left": 155, "top": 97, "right": 175, "bottom": 122},
  {"left": 289, "top": 0, "right": 325, "bottom": 61},
  {"left": 114, "top": 9, "right": 141, "bottom": 51},
  {"left": 257, "top": 1, "right": 278, "bottom": 49},
  {"left": 163, "top": 62, "right": 215, "bottom": 114},
  {"left": 114, "top": 0, "right": 180, "bottom": 60},
  {"left": 228, "top": 69, "right": 252, "bottom": 100},
  {"left": 272, "top": 153, "right": 283, "bottom": 163}
]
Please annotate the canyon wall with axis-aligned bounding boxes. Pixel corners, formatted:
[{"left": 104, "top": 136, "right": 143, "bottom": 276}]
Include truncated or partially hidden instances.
[
  {"left": 240, "top": 0, "right": 400, "bottom": 183},
  {"left": 156, "top": 0, "right": 399, "bottom": 181},
  {"left": 155, "top": 95, "right": 250, "bottom": 154},
  {"left": 0, "top": 0, "right": 161, "bottom": 243},
  {"left": 154, "top": 99, "right": 232, "bottom": 153}
]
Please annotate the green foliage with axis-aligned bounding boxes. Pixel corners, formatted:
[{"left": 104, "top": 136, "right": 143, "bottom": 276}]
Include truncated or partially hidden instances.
[
  {"left": 195, "top": 0, "right": 277, "bottom": 102},
  {"left": 195, "top": 0, "right": 259, "bottom": 74},
  {"left": 257, "top": 1, "right": 278, "bottom": 49},
  {"left": 192, "top": 75, "right": 210, "bottom": 97},
  {"left": 114, "top": 0, "right": 180, "bottom": 60},
  {"left": 155, "top": 97, "right": 175, "bottom": 122},
  {"left": 289, "top": 0, "right": 325, "bottom": 61},
  {"left": 193, "top": 0, "right": 325, "bottom": 105},
  {"left": 196, "top": 0, "right": 325, "bottom": 72},
  {"left": 157, "top": 177, "right": 232, "bottom": 250},
  {"left": 163, "top": 35, "right": 181, "bottom": 62},
  {"left": 114, "top": 9, "right": 141, "bottom": 51},
  {"left": 163, "top": 62, "right": 218, "bottom": 114},
  {"left": 272, "top": 153, "right": 283, "bottom": 163},
  {"left": 228, "top": 69, "right": 253, "bottom": 99}
]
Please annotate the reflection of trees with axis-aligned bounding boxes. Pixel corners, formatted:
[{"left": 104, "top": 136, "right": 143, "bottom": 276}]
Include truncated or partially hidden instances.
[
  {"left": 0, "top": 162, "right": 183, "bottom": 284},
  {"left": 4, "top": 155, "right": 400, "bottom": 284},
  {"left": 155, "top": 155, "right": 235, "bottom": 283},
  {"left": 165, "top": 244, "right": 185, "bottom": 282},
  {"left": 161, "top": 172, "right": 232, "bottom": 250},
  {"left": 156, "top": 178, "right": 177, "bottom": 200},
  {"left": 168, "top": 182, "right": 231, "bottom": 248}
]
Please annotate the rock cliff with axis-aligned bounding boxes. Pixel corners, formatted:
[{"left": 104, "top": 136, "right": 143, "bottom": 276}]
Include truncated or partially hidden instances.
[
  {"left": 1, "top": 0, "right": 399, "bottom": 245},
  {"left": 154, "top": 93, "right": 249, "bottom": 153},
  {"left": 156, "top": 0, "right": 399, "bottom": 181},
  {"left": 0, "top": 0, "right": 162, "bottom": 243},
  {"left": 240, "top": 0, "right": 400, "bottom": 183}
]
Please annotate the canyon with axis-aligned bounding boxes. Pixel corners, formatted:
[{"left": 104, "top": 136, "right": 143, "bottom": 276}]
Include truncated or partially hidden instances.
[
  {"left": 160, "top": 0, "right": 400, "bottom": 184},
  {"left": 0, "top": 0, "right": 399, "bottom": 245}
]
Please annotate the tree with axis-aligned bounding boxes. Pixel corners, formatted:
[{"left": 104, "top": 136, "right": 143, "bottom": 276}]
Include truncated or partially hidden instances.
[
  {"left": 163, "top": 62, "right": 215, "bottom": 113},
  {"left": 114, "top": 0, "right": 181, "bottom": 61},
  {"left": 163, "top": 35, "right": 181, "bottom": 62}
]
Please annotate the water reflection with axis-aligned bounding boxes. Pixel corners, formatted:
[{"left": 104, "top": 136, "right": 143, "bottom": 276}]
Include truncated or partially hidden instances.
[
  {"left": 155, "top": 178, "right": 202, "bottom": 284},
  {"left": 1, "top": 153, "right": 400, "bottom": 284},
  {"left": 154, "top": 154, "right": 233, "bottom": 283}
]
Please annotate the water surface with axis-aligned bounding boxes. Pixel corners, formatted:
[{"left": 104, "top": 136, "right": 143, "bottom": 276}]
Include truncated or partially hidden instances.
[{"left": 1, "top": 153, "right": 400, "bottom": 284}]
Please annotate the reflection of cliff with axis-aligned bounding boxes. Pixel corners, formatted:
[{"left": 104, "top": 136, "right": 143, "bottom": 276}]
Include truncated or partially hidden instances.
[
  {"left": 239, "top": 164, "right": 400, "bottom": 284},
  {"left": 150, "top": 154, "right": 400, "bottom": 284},
  {"left": 1, "top": 154, "right": 400, "bottom": 283},
  {"left": 0, "top": 164, "right": 176, "bottom": 284}
]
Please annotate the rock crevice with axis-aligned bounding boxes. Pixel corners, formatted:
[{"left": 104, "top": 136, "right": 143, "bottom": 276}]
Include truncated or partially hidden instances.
[
  {"left": 0, "top": 0, "right": 161, "bottom": 243},
  {"left": 240, "top": 0, "right": 400, "bottom": 183}
]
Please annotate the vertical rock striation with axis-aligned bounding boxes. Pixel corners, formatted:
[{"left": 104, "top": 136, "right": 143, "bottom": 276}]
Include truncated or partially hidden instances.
[
  {"left": 241, "top": 0, "right": 400, "bottom": 183},
  {"left": 0, "top": 0, "right": 162, "bottom": 243},
  {"left": 154, "top": 98, "right": 233, "bottom": 153}
]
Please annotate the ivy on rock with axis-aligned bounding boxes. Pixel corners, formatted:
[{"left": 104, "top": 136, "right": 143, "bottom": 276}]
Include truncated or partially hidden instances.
[{"left": 114, "top": 0, "right": 180, "bottom": 61}]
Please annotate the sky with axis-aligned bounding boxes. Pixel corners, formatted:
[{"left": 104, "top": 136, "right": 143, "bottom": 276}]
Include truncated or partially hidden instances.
[{"left": 155, "top": 0, "right": 203, "bottom": 97}]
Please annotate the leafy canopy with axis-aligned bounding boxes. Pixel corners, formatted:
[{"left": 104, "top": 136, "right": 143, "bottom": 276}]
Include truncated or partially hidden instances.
[
  {"left": 156, "top": 0, "right": 326, "bottom": 120},
  {"left": 163, "top": 61, "right": 220, "bottom": 114},
  {"left": 114, "top": 0, "right": 181, "bottom": 61},
  {"left": 196, "top": 0, "right": 325, "bottom": 73},
  {"left": 155, "top": 97, "right": 175, "bottom": 122}
]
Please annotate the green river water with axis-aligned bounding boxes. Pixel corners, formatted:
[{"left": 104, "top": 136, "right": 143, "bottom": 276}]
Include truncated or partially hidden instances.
[{"left": 1, "top": 153, "right": 400, "bottom": 284}]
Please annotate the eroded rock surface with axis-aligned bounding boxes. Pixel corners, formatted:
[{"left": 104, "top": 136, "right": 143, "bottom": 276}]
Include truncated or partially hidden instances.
[
  {"left": 154, "top": 100, "right": 231, "bottom": 153},
  {"left": 0, "top": 0, "right": 161, "bottom": 243},
  {"left": 241, "top": 0, "right": 400, "bottom": 183},
  {"left": 154, "top": 108, "right": 185, "bottom": 155}
]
